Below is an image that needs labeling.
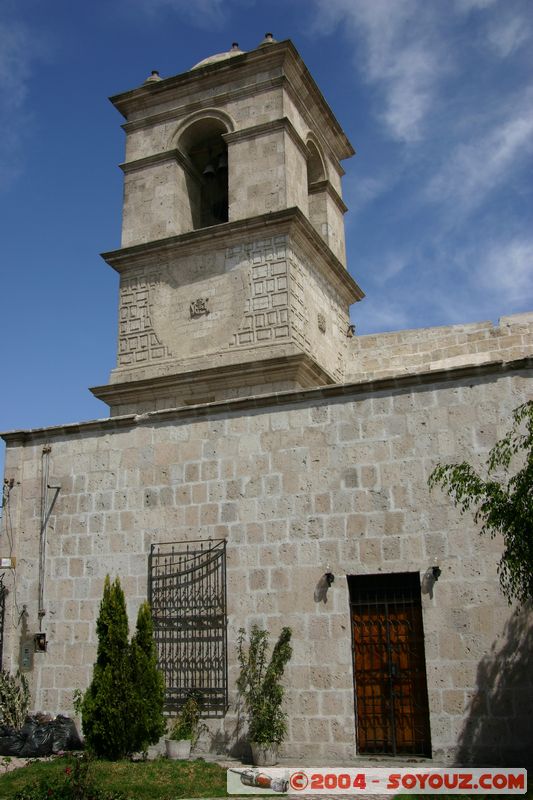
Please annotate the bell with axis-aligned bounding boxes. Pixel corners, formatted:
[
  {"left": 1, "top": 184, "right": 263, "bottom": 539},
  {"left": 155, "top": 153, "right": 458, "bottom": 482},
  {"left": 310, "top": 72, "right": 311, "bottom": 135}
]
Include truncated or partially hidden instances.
[
  {"left": 217, "top": 153, "right": 228, "bottom": 171},
  {"left": 203, "top": 163, "right": 215, "bottom": 177}
]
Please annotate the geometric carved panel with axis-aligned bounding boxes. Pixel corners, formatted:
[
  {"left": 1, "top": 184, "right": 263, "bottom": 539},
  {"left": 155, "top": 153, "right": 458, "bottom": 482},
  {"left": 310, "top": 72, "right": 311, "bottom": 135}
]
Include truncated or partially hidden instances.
[
  {"left": 118, "top": 271, "right": 169, "bottom": 367},
  {"left": 229, "top": 235, "right": 291, "bottom": 347}
]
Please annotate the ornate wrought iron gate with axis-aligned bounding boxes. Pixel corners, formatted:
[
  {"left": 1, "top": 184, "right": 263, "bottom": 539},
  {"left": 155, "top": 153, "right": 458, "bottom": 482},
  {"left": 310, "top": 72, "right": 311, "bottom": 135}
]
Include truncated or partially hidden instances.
[
  {"left": 0, "top": 574, "right": 6, "bottom": 668},
  {"left": 149, "top": 539, "right": 228, "bottom": 716},
  {"left": 349, "top": 572, "right": 432, "bottom": 757}
]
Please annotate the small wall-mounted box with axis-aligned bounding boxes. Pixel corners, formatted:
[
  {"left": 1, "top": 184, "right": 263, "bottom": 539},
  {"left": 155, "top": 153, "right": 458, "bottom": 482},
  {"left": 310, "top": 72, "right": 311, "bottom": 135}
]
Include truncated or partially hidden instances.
[
  {"left": 34, "top": 633, "right": 47, "bottom": 652},
  {"left": 0, "top": 557, "right": 16, "bottom": 568}
]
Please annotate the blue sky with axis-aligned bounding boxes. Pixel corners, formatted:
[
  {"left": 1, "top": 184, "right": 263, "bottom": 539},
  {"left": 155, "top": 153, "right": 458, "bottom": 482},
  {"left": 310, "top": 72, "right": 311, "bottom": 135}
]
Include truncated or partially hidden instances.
[{"left": 1, "top": 0, "right": 532, "bottom": 454}]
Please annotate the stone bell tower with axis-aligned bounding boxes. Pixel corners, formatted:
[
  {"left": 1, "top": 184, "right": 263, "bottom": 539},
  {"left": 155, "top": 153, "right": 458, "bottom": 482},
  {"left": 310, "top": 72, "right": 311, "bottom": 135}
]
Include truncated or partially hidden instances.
[{"left": 91, "top": 36, "right": 364, "bottom": 415}]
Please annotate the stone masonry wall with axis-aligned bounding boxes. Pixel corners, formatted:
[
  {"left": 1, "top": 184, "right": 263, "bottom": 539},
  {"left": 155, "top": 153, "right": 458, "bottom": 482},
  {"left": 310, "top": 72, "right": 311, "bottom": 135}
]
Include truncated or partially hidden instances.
[
  {"left": 1, "top": 363, "right": 532, "bottom": 766},
  {"left": 347, "top": 312, "right": 533, "bottom": 382}
]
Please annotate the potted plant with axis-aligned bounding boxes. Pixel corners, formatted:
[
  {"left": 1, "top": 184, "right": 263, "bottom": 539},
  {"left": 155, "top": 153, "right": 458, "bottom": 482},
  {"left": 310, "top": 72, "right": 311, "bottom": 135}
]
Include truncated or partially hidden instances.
[
  {"left": 165, "top": 694, "right": 204, "bottom": 760},
  {"left": 237, "top": 625, "right": 293, "bottom": 766}
]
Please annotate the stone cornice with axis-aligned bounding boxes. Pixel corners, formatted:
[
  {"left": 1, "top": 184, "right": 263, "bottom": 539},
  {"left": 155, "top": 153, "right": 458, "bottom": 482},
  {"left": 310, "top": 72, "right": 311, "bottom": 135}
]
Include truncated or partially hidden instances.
[
  {"left": 223, "top": 117, "right": 309, "bottom": 161},
  {"left": 287, "top": 213, "right": 363, "bottom": 304},
  {"left": 111, "top": 40, "right": 353, "bottom": 163},
  {"left": 3, "top": 358, "right": 531, "bottom": 445},
  {"left": 119, "top": 74, "right": 347, "bottom": 177},
  {"left": 90, "top": 352, "right": 333, "bottom": 407},
  {"left": 308, "top": 180, "right": 348, "bottom": 214},
  {"left": 120, "top": 75, "right": 285, "bottom": 134},
  {"left": 280, "top": 65, "right": 353, "bottom": 166},
  {"left": 118, "top": 130, "right": 344, "bottom": 198},
  {"left": 119, "top": 149, "right": 177, "bottom": 174},
  {"left": 119, "top": 148, "right": 199, "bottom": 182},
  {"left": 100, "top": 207, "right": 365, "bottom": 305}
]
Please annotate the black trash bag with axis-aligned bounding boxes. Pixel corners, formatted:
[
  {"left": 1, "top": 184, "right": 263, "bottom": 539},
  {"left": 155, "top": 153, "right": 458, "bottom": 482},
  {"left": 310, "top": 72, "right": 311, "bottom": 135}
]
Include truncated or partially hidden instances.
[
  {"left": 52, "top": 715, "right": 83, "bottom": 753},
  {"left": 20, "top": 715, "right": 55, "bottom": 757},
  {"left": 19, "top": 716, "right": 37, "bottom": 738},
  {"left": 0, "top": 724, "right": 26, "bottom": 756}
]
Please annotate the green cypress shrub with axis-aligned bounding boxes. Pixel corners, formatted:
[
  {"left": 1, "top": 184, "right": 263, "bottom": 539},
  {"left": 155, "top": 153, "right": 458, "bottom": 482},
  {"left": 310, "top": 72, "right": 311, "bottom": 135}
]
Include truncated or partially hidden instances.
[
  {"left": 81, "top": 576, "right": 136, "bottom": 759},
  {"left": 129, "top": 601, "right": 166, "bottom": 753}
]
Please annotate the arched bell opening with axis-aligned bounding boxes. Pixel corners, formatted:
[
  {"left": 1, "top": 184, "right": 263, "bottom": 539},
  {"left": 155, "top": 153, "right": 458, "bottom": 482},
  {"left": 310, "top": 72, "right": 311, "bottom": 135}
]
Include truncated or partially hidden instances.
[
  {"left": 306, "top": 139, "right": 326, "bottom": 187},
  {"left": 306, "top": 139, "right": 327, "bottom": 239},
  {"left": 179, "top": 118, "right": 229, "bottom": 230}
]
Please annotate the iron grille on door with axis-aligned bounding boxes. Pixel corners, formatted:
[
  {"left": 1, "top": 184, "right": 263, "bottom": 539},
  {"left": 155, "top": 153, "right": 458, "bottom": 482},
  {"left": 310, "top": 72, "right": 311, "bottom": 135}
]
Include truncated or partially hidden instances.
[
  {"left": 149, "top": 539, "right": 228, "bottom": 716},
  {"left": 349, "top": 572, "right": 432, "bottom": 757}
]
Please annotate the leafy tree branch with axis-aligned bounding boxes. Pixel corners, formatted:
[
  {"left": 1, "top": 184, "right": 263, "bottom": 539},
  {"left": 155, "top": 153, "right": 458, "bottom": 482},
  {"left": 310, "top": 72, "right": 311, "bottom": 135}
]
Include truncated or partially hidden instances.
[{"left": 428, "top": 401, "right": 533, "bottom": 605}]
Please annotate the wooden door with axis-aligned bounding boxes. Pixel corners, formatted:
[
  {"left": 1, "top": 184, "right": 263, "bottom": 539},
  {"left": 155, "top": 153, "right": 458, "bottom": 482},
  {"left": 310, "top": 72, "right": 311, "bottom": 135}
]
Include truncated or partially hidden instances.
[{"left": 349, "top": 573, "right": 432, "bottom": 756}]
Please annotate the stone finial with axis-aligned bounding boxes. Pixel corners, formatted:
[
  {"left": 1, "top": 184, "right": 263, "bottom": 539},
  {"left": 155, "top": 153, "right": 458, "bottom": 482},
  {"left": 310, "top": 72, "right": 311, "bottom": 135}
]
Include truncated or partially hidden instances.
[
  {"left": 258, "top": 32, "right": 277, "bottom": 47},
  {"left": 144, "top": 70, "right": 162, "bottom": 84}
]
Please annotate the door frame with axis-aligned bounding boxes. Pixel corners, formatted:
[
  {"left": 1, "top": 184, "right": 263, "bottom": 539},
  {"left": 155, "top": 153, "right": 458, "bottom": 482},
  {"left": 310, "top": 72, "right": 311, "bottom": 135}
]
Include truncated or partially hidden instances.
[{"left": 348, "top": 572, "right": 432, "bottom": 757}]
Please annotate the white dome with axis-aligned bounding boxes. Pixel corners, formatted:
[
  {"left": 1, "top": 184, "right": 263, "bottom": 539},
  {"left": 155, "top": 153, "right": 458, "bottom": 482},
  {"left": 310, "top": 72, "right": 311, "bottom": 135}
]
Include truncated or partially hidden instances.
[{"left": 191, "top": 44, "right": 244, "bottom": 70}]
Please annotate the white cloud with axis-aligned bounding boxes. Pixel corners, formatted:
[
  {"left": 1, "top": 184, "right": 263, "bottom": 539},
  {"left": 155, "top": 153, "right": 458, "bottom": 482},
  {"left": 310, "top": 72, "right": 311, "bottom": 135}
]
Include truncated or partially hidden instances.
[
  {"left": 486, "top": 13, "right": 531, "bottom": 57},
  {"left": 310, "top": 0, "right": 449, "bottom": 142},
  {"left": 379, "top": 42, "right": 442, "bottom": 143},
  {"left": 126, "top": 0, "right": 225, "bottom": 27},
  {"left": 425, "top": 93, "right": 533, "bottom": 214},
  {"left": 478, "top": 237, "right": 533, "bottom": 304},
  {"left": 455, "top": 0, "right": 498, "bottom": 12},
  {"left": 351, "top": 295, "right": 412, "bottom": 334},
  {"left": 0, "top": 21, "right": 32, "bottom": 110},
  {"left": 0, "top": 19, "right": 35, "bottom": 190},
  {"left": 374, "top": 253, "right": 411, "bottom": 285},
  {"left": 345, "top": 173, "right": 396, "bottom": 218}
]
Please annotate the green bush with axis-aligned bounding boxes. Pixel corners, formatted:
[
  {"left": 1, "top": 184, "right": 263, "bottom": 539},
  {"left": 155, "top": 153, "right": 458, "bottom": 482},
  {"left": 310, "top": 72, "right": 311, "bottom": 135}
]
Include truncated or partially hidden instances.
[
  {"left": 81, "top": 576, "right": 135, "bottom": 759},
  {"left": 0, "top": 669, "right": 30, "bottom": 729},
  {"left": 80, "top": 577, "right": 165, "bottom": 760},
  {"left": 168, "top": 695, "right": 205, "bottom": 744},
  {"left": 130, "top": 601, "right": 166, "bottom": 752},
  {"left": 237, "top": 625, "right": 292, "bottom": 746}
]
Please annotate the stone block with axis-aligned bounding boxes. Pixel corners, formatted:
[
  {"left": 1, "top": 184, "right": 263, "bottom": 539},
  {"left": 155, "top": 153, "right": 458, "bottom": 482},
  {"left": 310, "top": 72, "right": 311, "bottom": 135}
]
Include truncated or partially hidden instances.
[
  {"left": 68, "top": 558, "right": 84, "bottom": 578},
  {"left": 249, "top": 569, "right": 267, "bottom": 590}
]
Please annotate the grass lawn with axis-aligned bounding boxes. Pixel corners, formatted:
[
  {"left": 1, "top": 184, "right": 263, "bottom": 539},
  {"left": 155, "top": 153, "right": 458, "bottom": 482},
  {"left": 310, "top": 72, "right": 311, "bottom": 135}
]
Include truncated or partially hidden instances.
[
  {"left": 0, "top": 756, "right": 229, "bottom": 799},
  {"left": 0, "top": 757, "right": 529, "bottom": 800}
]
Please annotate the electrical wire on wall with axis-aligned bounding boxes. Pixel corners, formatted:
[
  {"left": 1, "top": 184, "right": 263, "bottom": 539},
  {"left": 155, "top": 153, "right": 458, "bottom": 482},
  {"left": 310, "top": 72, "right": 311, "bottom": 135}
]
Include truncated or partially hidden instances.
[
  {"left": 38, "top": 445, "right": 61, "bottom": 631},
  {"left": 1, "top": 478, "right": 15, "bottom": 553},
  {"left": 1, "top": 475, "right": 21, "bottom": 649}
]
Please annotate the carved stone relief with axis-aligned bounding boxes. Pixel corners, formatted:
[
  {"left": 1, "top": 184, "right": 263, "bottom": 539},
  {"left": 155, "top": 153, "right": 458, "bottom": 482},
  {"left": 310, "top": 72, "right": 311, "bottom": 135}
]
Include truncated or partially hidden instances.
[
  {"left": 229, "top": 236, "right": 291, "bottom": 347},
  {"left": 190, "top": 298, "right": 210, "bottom": 318},
  {"left": 118, "top": 270, "right": 169, "bottom": 367},
  {"left": 117, "top": 236, "right": 291, "bottom": 371}
]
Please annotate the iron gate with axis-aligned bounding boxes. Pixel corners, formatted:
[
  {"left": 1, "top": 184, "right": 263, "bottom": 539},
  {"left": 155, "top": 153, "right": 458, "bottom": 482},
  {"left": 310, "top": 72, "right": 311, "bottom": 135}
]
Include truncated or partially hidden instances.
[
  {"left": 0, "top": 574, "right": 5, "bottom": 668},
  {"left": 349, "top": 572, "right": 432, "bottom": 757},
  {"left": 149, "top": 539, "right": 227, "bottom": 716}
]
